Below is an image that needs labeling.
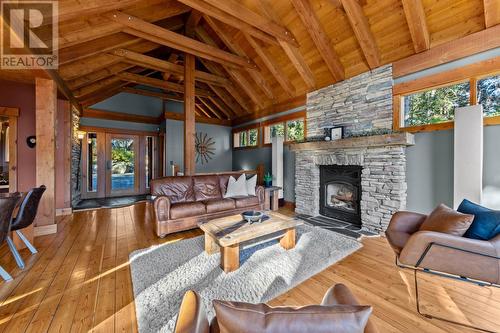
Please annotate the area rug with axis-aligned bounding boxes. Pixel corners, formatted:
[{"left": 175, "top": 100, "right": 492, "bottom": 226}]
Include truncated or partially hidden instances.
[{"left": 129, "top": 224, "right": 362, "bottom": 333}]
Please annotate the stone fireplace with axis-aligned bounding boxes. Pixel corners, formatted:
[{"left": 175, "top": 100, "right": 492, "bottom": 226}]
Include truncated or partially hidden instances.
[{"left": 291, "top": 64, "right": 414, "bottom": 233}]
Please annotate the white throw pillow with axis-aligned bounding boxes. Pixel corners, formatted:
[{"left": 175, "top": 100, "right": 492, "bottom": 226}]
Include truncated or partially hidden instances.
[
  {"left": 224, "top": 174, "right": 248, "bottom": 198},
  {"left": 246, "top": 174, "right": 257, "bottom": 196}
]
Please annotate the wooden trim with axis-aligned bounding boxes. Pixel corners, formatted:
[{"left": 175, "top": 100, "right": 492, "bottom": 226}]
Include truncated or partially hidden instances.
[
  {"left": 260, "top": 110, "right": 307, "bottom": 128},
  {"left": 232, "top": 123, "right": 261, "bottom": 133},
  {"left": 484, "top": 0, "right": 500, "bottom": 28},
  {"left": 82, "top": 108, "right": 162, "bottom": 124},
  {"left": 7, "top": 116, "right": 17, "bottom": 193},
  {"left": 470, "top": 78, "right": 478, "bottom": 105},
  {"left": 484, "top": 116, "right": 500, "bottom": 126},
  {"left": 0, "top": 107, "right": 19, "bottom": 117},
  {"left": 121, "top": 87, "right": 183, "bottom": 102},
  {"left": 56, "top": 207, "right": 73, "bottom": 216},
  {"left": 164, "top": 111, "right": 231, "bottom": 126},
  {"left": 78, "top": 125, "right": 160, "bottom": 136},
  {"left": 393, "top": 25, "right": 500, "bottom": 78},
  {"left": 393, "top": 56, "right": 500, "bottom": 95},
  {"left": 232, "top": 95, "right": 306, "bottom": 126},
  {"left": 398, "top": 121, "right": 455, "bottom": 133},
  {"left": 34, "top": 224, "right": 57, "bottom": 237}
]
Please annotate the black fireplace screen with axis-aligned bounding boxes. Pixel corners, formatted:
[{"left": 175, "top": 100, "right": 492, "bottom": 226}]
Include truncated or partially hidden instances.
[{"left": 320, "top": 165, "right": 362, "bottom": 226}]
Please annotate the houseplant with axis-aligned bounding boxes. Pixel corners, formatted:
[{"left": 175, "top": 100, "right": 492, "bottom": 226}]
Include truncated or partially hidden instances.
[{"left": 263, "top": 172, "right": 272, "bottom": 187}]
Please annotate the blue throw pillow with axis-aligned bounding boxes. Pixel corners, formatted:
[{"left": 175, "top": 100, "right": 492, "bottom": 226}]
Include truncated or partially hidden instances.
[{"left": 457, "top": 199, "right": 500, "bottom": 240}]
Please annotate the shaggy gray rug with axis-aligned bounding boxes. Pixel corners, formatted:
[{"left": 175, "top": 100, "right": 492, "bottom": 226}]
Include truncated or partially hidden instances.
[{"left": 129, "top": 224, "right": 362, "bottom": 333}]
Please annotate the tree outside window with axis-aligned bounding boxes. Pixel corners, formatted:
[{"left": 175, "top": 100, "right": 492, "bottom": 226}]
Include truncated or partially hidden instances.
[
  {"left": 286, "top": 119, "right": 304, "bottom": 141},
  {"left": 478, "top": 74, "right": 499, "bottom": 117}
]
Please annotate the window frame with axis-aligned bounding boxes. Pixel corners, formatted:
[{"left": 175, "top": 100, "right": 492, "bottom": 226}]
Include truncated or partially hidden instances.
[
  {"left": 393, "top": 57, "right": 500, "bottom": 133},
  {"left": 232, "top": 125, "right": 260, "bottom": 150}
]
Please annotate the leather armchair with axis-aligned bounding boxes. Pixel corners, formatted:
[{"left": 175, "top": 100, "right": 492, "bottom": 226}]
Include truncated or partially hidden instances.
[
  {"left": 386, "top": 211, "right": 500, "bottom": 285},
  {"left": 174, "top": 284, "right": 378, "bottom": 333}
]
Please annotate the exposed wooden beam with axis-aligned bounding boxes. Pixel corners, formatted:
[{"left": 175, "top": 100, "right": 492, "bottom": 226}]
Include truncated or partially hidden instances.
[
  {"left": 244, "top": 33, "right": 296, "bottom": 97},
  {"left": 111, "top": 49, "right": 230, "bottom": 86},
  {"left": 186, "top": 10, "right": 203, "bottom": 36},
  {"left": 197, "top": 57, "right": 252, "bottom": 112},
  {"left": 56, "top": 0, "right": 148, "bottom": 24},
  {"left": 165, "top": 111, "right": 231, "bottom": 126},
  {"left": 340, "top": 0, "right": 380, "bottom": 68},
  {"left": 401, "top": 0, "right": 430, "bottom": 53},
  {"left": 207, "top": 95, "right": 234, "bottom": 118},
  {"left": 121, "top": 86, "right": 183, "bottom": 102},
  {"left": 209, "top": 84, "right": 246, "bottom": 115},
  {"left": 393, "top": 24, "right": 500, "bottom": 78},
  {"left": 257, "top": 0, "right": 315, "bottom": 89},
  {"left": 74, "top": 76, "right": 122, "bottom": 100},
  {"left": 59, "top": 1, "right": 190, "bottom": 48},
  {"left": 201, "top": 17, "right": 275, "bottom": 100},
  {"left": 184, "top": 53, "right": 196, "bottom": 175},
  {"left": 117, "top": 72, "right": 213, "bottom": 97},
  {"left": 232, "top": 95, "right": 306, "bottom": 126},
  {"left": 179, "top": 0, "right": 298, "bottom": 47},
  {"left": 107, "top": 11, "right": 256, "bottom": 69},
  {"left": 199, "top": 98, "right": 225, "bottom": 119},
  {"left": 484, "top": 0, "right": 500, "bottom": 28},
  {"left": 178, "top": 0, "right": 278, "bottom": 47},
  {"left": 82, "top": 108, "right": 162, "bottom": 124},
  {"left": 290, "top": 0, "right": 344, "bottom": 81},
  {"left": 67, "top": 63, "right": 135, "bottom": 90},
  {"left": 227, "top": 69, "right": 266, "bottom": 109},
  {"left": 162, "top": 54, "right": 180, "bottom": 82},
  {"left": 195, "top": 102, "right": 213, "bottom": 118}
]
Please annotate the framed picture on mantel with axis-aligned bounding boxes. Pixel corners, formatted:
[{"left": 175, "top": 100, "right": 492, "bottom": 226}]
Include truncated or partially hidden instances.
[{"left": 331, "top": 126, "right": 344, "bottom": 140}]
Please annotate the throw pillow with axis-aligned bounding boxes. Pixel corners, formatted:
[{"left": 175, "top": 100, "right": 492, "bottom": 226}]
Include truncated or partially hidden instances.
[
  {"left": 458, "top": 199, "right": 500, "bottom": 240},
  {"left": 246, "top": 174, "right": 257, "bottom": 196},
  {"left": 419, "top": 203, "right": 474, "bottom": 236},
  {"left": 213, "top": 300, "right": 371, "bottom": 333},
  {"left": 224, "top": 174, "right": 248, "bottom": 198}
]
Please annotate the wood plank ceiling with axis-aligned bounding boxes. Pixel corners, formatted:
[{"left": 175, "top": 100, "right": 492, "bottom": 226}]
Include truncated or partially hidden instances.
[{"left": 0, "top": 0, "right": 496, "bottom": 124}]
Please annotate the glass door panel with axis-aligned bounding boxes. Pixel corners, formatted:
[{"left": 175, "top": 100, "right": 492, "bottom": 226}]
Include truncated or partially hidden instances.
[{"left": 106, "top": 134, "right": 139, "bottom": 196}]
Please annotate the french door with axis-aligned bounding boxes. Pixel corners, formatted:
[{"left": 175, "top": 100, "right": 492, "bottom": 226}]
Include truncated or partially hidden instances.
[
  {"left": 81, "top": 130, "right": 161, "bottom": 199},
  {"left": 105, "top": 134, "right": 139, "bottom": 197}
]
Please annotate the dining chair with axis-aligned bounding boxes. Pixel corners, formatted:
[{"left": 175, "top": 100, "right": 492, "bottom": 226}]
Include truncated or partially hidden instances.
[{"left": 0, "top": 193, "right": 22, "bottom": 282}]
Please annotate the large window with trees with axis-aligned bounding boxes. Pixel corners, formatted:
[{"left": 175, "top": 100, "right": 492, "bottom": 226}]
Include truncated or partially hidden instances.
[
  {"left": 233, "top": 127, "right": 259, "bottom": 148},
  {"left": 394, "top": 59, "right": 500, "bottom": 132},
  {"left": 263, "top": 117, "right": 305, "bottom": 145}
]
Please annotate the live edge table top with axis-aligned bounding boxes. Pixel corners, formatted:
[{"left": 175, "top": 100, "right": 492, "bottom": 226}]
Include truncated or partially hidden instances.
[{"left": 199, "top": 212, "right": 303, "bottom": 248}]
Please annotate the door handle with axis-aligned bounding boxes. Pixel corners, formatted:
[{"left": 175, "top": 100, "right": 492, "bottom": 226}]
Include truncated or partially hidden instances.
[{"left": 107, "top": 160, "right": 112, "bottom": 170}]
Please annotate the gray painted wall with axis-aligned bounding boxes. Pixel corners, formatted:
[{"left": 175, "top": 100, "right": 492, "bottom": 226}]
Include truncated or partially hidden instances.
[
  {"left": 406, "top": 125, "right": 500, "bottom": 213},
  {"left": 92, "top": 92, "right": 163, "bottom": 117},
  {"left": 166, "top": 119, "right": 232, "bottom": 174}
]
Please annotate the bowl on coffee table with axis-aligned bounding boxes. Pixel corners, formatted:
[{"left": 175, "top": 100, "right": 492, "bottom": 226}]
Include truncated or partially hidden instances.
[{"left": 241, "top": 211, "right": 264, "bottom": 223}]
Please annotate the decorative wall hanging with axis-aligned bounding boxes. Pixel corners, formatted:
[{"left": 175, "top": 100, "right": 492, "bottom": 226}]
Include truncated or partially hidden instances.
[{"left": 195, "top": 132, "right": 215, "bottom": 164}]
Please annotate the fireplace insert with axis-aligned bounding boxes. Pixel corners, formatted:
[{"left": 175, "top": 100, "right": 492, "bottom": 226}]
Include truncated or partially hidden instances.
[{"left": 319, "top": 165, "right": 362, "bottom": 226}]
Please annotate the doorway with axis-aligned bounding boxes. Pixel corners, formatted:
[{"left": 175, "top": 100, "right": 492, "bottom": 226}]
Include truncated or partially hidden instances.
[{"left": 80, "top": 128, "right": 161, "bottom": 200}]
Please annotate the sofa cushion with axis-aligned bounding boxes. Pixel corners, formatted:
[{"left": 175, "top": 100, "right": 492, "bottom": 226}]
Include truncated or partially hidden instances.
[
  {"left": 246, "top": 174, "right": 257, "bottom": 196},
  {"left": 419, "top": 204, "right": 474, "bottom": 236},
  {"left": 224, "top": 175, "right": 248, "bottom": 198},
  {"left": 458, "top": 199, "right": 500, "bottom": 240},
  {"left": 151, "top": 176, "right": 195, "bottom": 203},
  {"left": 193, "top": 175, "right": 222, "bottom": 201},
  {"left": 232, "top": 195, "right": 259, "bottom": 208},
  {"left": 170, "top": 202, "right": 206, "bottom": 220},
  {"left": 203, "top": 198, "right": 236, "bottom": 214},
  {"left": 219, "top": 173, "right": 244, "bottom": 195},
  {"left": 213, "top": 300, "right": 371, "bottom": 333}
]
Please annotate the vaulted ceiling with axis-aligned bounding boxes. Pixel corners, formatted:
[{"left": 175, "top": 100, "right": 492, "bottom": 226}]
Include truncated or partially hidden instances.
[{"left": 0, "top": 0, "right": 498, "bottom": 123}]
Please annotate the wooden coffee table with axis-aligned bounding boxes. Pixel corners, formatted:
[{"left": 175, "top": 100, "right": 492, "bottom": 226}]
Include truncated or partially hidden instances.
[{"left": 199, "top": 212, "right": 303, "bottom": 273}]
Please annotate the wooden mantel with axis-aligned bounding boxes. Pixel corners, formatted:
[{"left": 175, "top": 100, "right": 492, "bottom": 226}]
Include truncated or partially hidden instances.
[{"left": 289, "top": 132, "right": 415, "bottom": 151}]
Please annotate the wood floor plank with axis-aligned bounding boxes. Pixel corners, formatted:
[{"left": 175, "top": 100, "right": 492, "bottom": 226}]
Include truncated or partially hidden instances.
[{"left": 0, "top": 203, "right": 497, "bottom": 333}]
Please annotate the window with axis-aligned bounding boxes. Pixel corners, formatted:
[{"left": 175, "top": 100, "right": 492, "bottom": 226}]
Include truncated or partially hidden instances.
[
  {"left": 402, "top": 81, "right": 470, "bottom": 127},
  {"left": 87, "top": 133, "right": 97, "bottom": 192},
  {"left": 286, "top": 119, "right": 305, "bottom": 142},
  {"left": 233, "top": 127, "right": 259, "bottom": 148},
  {"left": 145, "top": 136, "right": 153, "bottom": 188},
  {"left": 477, "top": 74, "right": 499, "bottom": 117},
  {"left": 264, "top": 118, "right": 305, "bottom": 144}
]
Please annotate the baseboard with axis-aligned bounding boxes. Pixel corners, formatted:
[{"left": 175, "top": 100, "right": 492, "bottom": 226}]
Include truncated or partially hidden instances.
[
  {"left": 34, "top": 224, "right": 58, "bottom": 237},
  {"left": 56, "top": 207, "right": 73, "bottom": 216},
  {"left": 283, "top": 200, "right": 296, "bottom": 210}
]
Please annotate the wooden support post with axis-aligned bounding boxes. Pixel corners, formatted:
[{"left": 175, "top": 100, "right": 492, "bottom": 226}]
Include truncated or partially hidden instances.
[
  {"left": 35, "top": 78, "right": 57, "bottom": 233},
  {"left": 184, "top": 53, "right": 196, "bottom": 175}
]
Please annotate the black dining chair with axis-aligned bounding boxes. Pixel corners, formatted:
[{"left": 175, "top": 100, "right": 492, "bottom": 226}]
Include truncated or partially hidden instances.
[
  {"left": 0, "top": 193, "right": 22, "bottom": 282},
  {"left": 7, "top": 186, "right": 46, "bottom": 270}
]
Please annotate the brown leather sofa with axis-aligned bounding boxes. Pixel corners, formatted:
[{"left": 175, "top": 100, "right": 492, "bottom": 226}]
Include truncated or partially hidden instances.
[
  {"left": 173, "top": 284, "right": 378, "bottom": 333},
  {"left": 385, "top": 211, "right": 500, "bottom": 285},
  {"left": 151, "top": 173, "right": 264, "bottom": 238}
]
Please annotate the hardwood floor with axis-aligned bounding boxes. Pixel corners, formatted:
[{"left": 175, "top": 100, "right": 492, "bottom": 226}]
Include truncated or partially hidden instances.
[{"left": 0, "top": 203, "right": 498, "bottom": 332}]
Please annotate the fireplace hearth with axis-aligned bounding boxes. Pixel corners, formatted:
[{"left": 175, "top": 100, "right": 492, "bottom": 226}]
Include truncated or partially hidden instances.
[{"left": 320, "top": 165, "right": 362, "bottom": 226}]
